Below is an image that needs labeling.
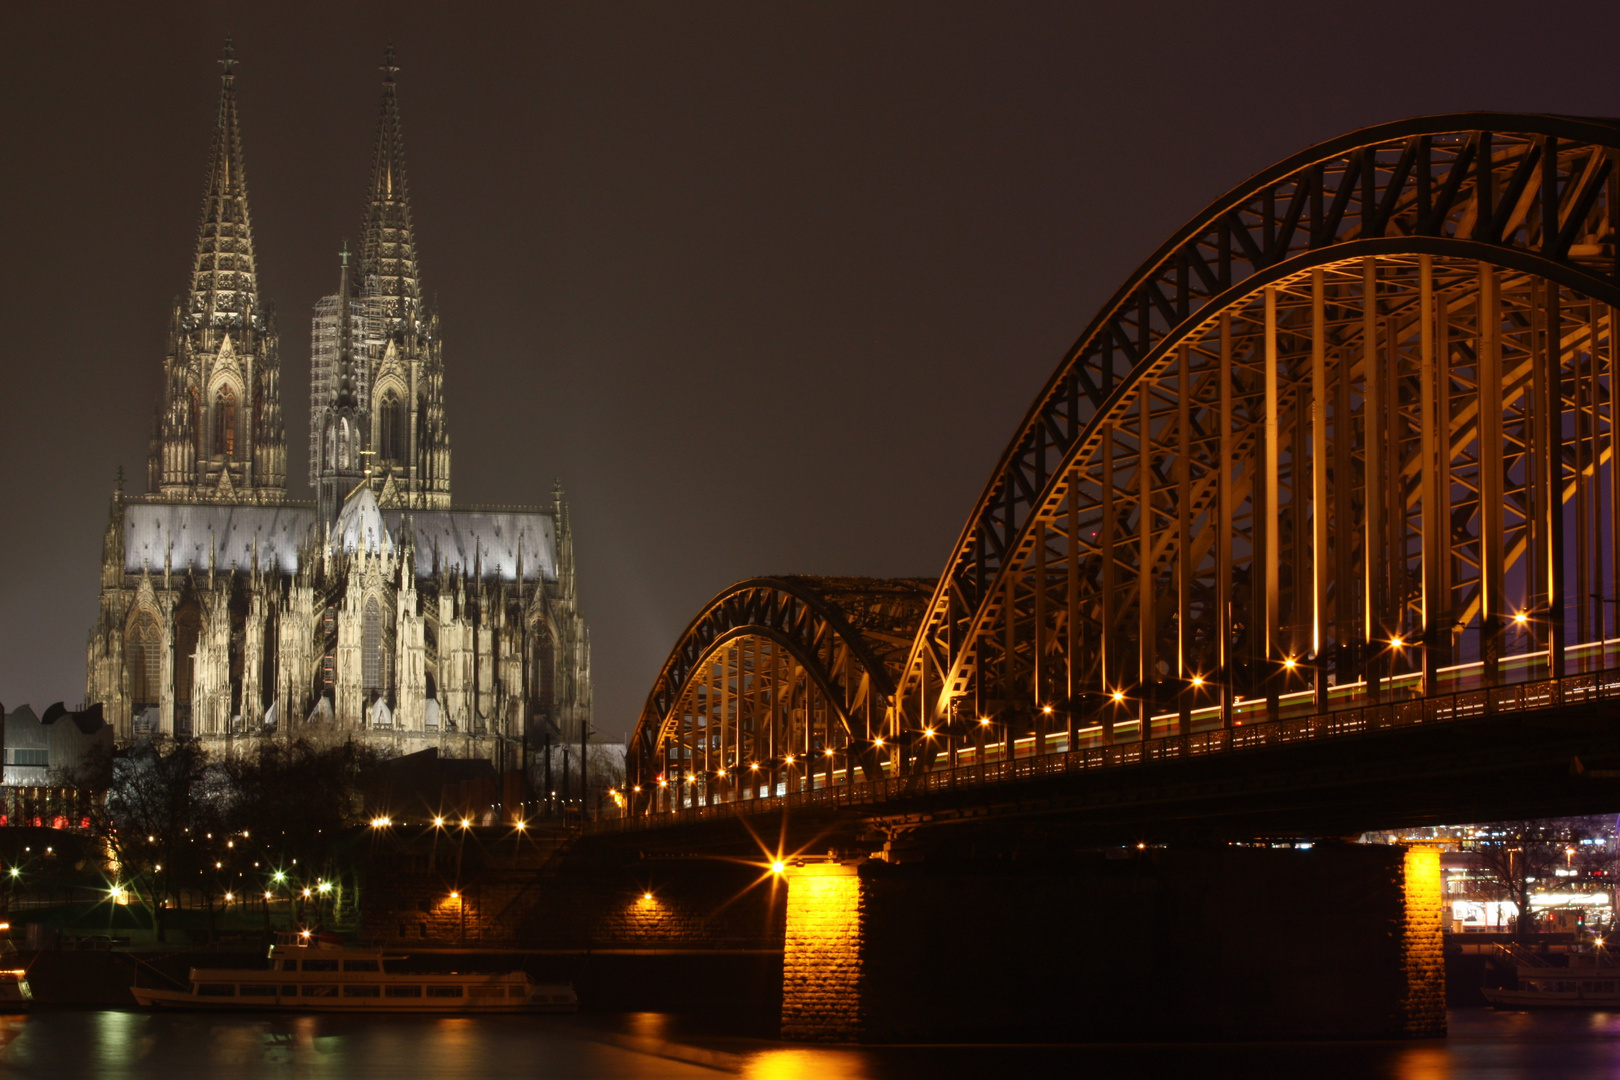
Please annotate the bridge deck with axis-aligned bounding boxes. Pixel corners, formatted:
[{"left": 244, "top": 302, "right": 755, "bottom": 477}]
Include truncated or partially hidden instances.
[{"left": 600, "top": 666, "right": 1620, "bottom": 835}]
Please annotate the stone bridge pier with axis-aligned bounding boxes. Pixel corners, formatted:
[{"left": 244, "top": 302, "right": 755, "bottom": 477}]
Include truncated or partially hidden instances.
[{"left": 780, "top": 843, "right": 1443, "bottom": 1043}]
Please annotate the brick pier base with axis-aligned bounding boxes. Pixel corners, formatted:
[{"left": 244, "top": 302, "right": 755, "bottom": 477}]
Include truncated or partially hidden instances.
[{"left": 779, "top": 843, "right": 1445, "bottom": 1043}]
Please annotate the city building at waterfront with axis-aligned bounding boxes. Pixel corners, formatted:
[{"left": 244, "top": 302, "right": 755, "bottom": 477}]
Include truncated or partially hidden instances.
[{"left": 83, "top": 45, "right": 591, "bottom": 772}]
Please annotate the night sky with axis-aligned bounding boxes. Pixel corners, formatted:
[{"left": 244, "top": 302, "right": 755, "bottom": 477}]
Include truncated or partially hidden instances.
[{"left": 3, "top": 2, "right": 1618, "bottom": 739}]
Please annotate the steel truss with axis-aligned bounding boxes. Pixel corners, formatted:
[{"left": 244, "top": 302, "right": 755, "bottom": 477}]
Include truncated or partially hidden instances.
[
  {"left": 887, "top": 113, "right": 1620, "bottom": 772},
  {"left": 628, "top": 114, "right": 1620, "bottom": 809},
  {"left": 627, "top": 577, "right": 931, "bottom": 809}
]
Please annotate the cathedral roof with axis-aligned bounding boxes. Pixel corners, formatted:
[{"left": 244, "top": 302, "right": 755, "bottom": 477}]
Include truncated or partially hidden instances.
[
  {"left": 396, "top": 510, "right": 557, "bottom": 583},
  {"left": 360, "top": 46, "right": 421, "bottom": 326},
  {"left": 188, "top": 39, "right": 262, "bottom": 335},
  {"left": 123, "top": 502, "right": 317, "bottom": 574},
  {"left": 120, "top": 499, "right": 557, "bottom": 583},
  {"left": 331, "top": 485, "right": 389, "bottom": 555}
]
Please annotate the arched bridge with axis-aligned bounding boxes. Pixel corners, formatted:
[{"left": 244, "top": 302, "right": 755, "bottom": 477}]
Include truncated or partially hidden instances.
[{"left": 623, "top": 113, "right": 1620, "bottom": 831}]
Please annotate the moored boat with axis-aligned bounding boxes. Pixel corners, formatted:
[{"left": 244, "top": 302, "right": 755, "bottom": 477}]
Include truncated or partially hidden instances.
[
  {"left": 0, "top": 923, "right": 33, "bottom": 1011},
  {"left": 1483, "top": 943, "right": 1620, "bottom": 1009},
  {"left": 130, "top": 934, "right": 575, "bottom": 1013}
]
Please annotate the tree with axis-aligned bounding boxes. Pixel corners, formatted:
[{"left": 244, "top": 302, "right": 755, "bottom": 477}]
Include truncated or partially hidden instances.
[
  {"left": 101, "top": 738, "right": 227, "bottom": 942},
  {"left": 1470, "top": 818, "right": 1606, "bottom": 938},
  {"left": 220, "top": 739, "right": 381, "bottom": 927}
]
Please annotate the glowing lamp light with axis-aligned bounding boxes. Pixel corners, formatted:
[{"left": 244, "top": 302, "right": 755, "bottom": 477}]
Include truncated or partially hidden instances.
[
  {"left": 1514, "top": 611, "right": 1530, "bottom": 626},
  {"left": 1042, "top": 705, "right": 1053, "bottom": 715},
  {"left": 923, "top": 728, "right": 935, "bottom": 737},
  {"left": 658, "top": 778, "right": 669, "bottom": 787},
  {"left": 272, "top": 871, "right": 286, "bottom": 883},
  {"left": 299, "top": 930, "right": 311, "bottom": 939},
  {"left": 461, "top": 819, "right": 473, "bottom": 829},
  {"left": 771, "top": 861, "right": 786, "bottom": 875},
  {"left": 825, "top": 748, "right": 835, "bottom": 757},
  {"left": 1191, "top": 675, "right": 1205, "bottom": 688},
  {"left": 7, "top": 869, "right": 17, "bottom": 879},
  {"left": 716, "top": 769, "right": 726, "bottom": 779},
  {"left": 263, "top": 891, "right": 272, "bottom": 900},
  {"left": 514, "top": 820, "right": 527, "bottom": 831},
  {"left": 749, "top": 762, "right": 760, "bottom": 771},
  {"left": 633, "top": 785, "right": 643, "bottom": 792},
  {"left": 643, "top": 892, "right": 653, "bottom": 901},
  {"left": 872, "top": 738, "right": 884, "bottom": 748},
  {"left": 449, "top": 891, "right": 459, "bottom": 900},
  {"left": 1283, "top": 656, "right": 1297, "bottom": 671},
  {"left": 1112, "top": 690, "right": 1126, "bottom": 703},
  {"left": 301, "top": 888, "right": 312, "bottom": 898},
  {"left": 224, "top": 892, "right": 233, "bottom": 901},
  {"left": 433, "top": 817, "right": 446, "bottom": 828},
  {"left": 370, "top": 817, "right": 392, "bottom": 828},
  {"left": 784, "top": 755, "right": 796, "bottom": 765},
  {"left": 1390, "top": 635, "right": 1405, "bottom": 648}
]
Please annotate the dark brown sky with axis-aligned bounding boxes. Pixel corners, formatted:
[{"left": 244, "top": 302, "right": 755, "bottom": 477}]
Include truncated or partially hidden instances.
[{"left": 2, "top": 1, "right": 1615, "bottom": 739}]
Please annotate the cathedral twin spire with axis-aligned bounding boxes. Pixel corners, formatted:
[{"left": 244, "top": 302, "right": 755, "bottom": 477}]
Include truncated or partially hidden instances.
[
  {"left": 361, "top": 46, "right": 422, "bottom": 327},
  {"left": 149, "top": 38, "right": 282, "bottom": 502},
  {"left": 149, "top": 41, "right": 451, "bottom": 515},
  {"left": 190, "top": 40, "right": 261, "bottom": 335},
  {"left": 313, "top": 43, "right": 452, "bottom": 521}
]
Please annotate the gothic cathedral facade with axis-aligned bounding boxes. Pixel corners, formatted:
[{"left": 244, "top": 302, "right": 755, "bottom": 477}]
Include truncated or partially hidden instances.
[{"left": 84, "top": 46, "right": 592, "bottom": 771}]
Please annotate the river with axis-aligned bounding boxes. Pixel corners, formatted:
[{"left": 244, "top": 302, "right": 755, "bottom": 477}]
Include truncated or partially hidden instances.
[{"left": 0, "top": 1008, "right": 1613, "bottom": 1078}]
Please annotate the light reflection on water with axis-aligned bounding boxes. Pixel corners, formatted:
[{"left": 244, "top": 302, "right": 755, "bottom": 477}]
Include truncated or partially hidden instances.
[{"left": 0, "top": 1008, "right": 1613, "bottom": 1079}]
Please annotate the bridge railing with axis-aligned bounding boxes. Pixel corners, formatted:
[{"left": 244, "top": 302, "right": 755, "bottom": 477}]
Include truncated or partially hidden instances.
[{"left": 593, "top": 667, "right": 1620, "bottom": 834}]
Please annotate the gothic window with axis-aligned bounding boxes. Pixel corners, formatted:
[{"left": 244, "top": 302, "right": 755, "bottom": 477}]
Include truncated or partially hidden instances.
[
  {"left": 189, "top": 386, "right": 202, "bottom": 461},
  {"left": 126, "top": 615, "right": 162, "bottom": 709},
  {"left": 214, "top": 386, "right": 237, "bottom": 457},
  {"left": 174, "top": 602, "right": 203, "bottom": 729},
  {"left": 363, "top": 597, "right": 383, "bottom": 691},
  {"left": 528, "top": 619, "right": 555, "bottom": 727},
  {"left": 379, "top": 392, "right": 406, "bottom": 464}
]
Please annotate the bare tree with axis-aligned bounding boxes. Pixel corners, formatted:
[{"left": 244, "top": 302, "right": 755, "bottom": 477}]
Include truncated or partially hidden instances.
[
  {"left": 98, "top": 738, "right": 227, "bottom": 942},
  {"left": 1470, "top": 818, "right": 1606, "bottom": 938}
]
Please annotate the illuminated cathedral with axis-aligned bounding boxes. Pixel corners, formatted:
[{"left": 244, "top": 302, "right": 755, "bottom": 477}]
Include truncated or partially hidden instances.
[{"left": 84, "top": 45, "right": 591, "bottom": 770}]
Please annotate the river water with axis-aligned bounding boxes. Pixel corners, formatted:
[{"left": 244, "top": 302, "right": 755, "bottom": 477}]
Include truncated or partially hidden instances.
[{"left": 0, "top": 1008, "right": 1613, "bottom": 1078}]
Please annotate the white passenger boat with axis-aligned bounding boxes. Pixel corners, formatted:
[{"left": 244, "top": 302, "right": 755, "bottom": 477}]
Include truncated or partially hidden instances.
[
  {"left": 1483, "top": 946, "right": 1620, "bottom": 1009},
  {"left": 130, "top": 934, "right": 576, "bottom": 1013},
  {"left": 0, "top": 924, "right": 32, "bottom": 1011}
]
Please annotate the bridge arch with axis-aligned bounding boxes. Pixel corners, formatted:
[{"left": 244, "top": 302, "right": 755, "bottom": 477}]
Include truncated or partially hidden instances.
[
  {"left": 893, "top": 113, "right": 1620, "bottom": 759},
  {"left": 628, "top": 576, "right": 932, "bottom": 809}
]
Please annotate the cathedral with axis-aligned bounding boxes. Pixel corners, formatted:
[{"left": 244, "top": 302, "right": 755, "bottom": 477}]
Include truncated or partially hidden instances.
[{"left": 84, "top": 45, "right": 592, "bottom": 773}]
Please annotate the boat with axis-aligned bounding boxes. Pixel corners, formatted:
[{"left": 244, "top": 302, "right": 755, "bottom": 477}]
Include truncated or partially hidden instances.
[
  {"left": 1483, "top": 943, "right": 1620, "bottom": 1009},
  {"left": 130, "top": 933, "right": 576, "bottom": 1013},
  {"left": 0, "top": 924, "right": 32, "bottom": 1011}
]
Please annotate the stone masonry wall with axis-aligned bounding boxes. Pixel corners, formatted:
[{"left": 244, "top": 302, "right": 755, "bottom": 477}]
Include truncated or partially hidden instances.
[
  {"left": 359, "top": 831, "right": 782, "bottom": 952},
  {"left": 789, "top": 843, "right": 1443, "bottom": 1043},
  {"left": 780, "top": 863, "right": 864, "bottom": 1041},
  {"left": 1400, "top": 845, "right": 1446, "bottom": 1035}
]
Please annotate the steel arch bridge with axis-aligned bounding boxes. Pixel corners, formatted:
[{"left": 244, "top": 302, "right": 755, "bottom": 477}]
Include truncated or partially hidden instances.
[
  {"left": 629, "top": 577, "right": 933, "bottom": 802},
  {"left": 627, "top": 113, "right": 1620, "bottom": 817}
]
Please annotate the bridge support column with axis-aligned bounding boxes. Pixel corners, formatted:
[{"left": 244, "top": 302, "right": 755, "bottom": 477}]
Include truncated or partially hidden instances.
[
  {"left": 780, "top": 861, "right": 866, "bottom": 1041},
  {"left": 780, "top": 843, "right": 1443, "bottom": 1043}
]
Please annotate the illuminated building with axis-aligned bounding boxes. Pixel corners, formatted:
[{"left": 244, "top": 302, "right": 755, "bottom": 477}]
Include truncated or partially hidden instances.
[{"left": 83, "top": 44, "right": 591, "bottom": 767}]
